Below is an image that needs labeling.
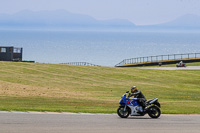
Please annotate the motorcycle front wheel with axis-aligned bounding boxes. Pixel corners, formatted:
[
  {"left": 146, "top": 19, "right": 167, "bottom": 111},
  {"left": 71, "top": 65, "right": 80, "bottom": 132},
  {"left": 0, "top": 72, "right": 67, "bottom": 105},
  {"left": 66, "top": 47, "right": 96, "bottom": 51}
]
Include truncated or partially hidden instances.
[
  {"left": 117, "top": 106, "right": 129, "bottom": 118},
  {"left": 148, "top": 106, "right": 161, "bottom": 118}
]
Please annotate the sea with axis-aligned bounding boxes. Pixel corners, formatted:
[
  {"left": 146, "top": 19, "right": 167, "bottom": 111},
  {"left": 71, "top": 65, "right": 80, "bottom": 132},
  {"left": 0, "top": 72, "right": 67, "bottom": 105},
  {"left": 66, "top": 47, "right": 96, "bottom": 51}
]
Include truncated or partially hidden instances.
[{"left": 0, "top": 30, "right": 200, "bottom": 66}]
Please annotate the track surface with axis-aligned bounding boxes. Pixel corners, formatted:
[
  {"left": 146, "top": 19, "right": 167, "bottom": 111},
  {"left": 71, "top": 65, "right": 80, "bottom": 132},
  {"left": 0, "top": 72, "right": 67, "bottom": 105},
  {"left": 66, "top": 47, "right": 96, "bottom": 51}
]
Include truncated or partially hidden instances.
[
  {"left": 0, "top": 112, "right": 200, "bottom": 133},
  {"left": 139, "top": 66, "right": 200, "bottom": 70}
]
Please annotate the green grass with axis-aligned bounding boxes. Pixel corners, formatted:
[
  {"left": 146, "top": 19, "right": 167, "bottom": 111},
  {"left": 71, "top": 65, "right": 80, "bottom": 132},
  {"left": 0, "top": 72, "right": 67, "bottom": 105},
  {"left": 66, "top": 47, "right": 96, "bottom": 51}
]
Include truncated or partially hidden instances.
[
  {"left": 0, "top": 96, "right": 115, "bottom": 113},
  {"left": 0, "top": 61, "right": 200, "bottom": 114}
]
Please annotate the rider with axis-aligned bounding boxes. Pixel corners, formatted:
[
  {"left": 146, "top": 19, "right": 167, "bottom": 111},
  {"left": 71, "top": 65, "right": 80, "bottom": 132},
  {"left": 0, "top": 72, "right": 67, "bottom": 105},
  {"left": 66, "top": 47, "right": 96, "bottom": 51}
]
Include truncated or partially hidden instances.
[{"left": 129, "top": 86, "right": 147, "bottom": 111}]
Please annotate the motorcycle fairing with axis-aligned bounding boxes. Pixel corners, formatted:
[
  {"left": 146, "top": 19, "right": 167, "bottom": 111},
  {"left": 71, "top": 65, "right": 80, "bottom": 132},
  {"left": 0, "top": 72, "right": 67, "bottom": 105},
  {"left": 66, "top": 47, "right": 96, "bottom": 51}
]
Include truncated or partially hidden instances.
[
  {"left": 128, "top": 105, "right": 141, "bottom": 116},
  {"left": 147, "top": 98, "right": 161, "bottom": 107},
  {"left": 119, "top": 93, "right": 141, "bottom": 116}
]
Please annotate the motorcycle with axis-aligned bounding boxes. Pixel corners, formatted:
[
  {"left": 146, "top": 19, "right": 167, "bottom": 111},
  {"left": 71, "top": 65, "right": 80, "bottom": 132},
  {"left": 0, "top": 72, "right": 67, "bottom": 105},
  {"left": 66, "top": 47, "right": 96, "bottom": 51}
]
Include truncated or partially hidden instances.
[
  {"left": 176, "top": 61, "right": 186, "bottom": 67},
  {"left": 117, "top": 91, "right": 161, "bottom": 118}
]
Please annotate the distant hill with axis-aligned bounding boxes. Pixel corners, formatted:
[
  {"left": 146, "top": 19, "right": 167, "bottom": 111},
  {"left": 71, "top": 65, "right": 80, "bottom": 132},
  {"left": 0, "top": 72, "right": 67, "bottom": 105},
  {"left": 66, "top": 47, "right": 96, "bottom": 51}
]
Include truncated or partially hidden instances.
[
  {"left": 0, "top": 10, "right": 135, "bottom": 30},
  {"left": 140, "top": 14, "right": 200, "bottom": 30},
  {"left": 0, "top": 10, "right": 200, "bottom": 31},
  {"left": 159, "top": 14, "right": 200, "bottom": 27}
]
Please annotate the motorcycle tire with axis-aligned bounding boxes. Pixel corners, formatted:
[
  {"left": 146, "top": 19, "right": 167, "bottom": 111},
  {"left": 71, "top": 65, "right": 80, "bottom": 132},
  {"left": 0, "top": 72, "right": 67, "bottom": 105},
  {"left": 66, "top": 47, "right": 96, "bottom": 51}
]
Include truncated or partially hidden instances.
[
  {"left": 148, "top": 106, "right": 161, "bottom": 119},
  {"left": 117, "top": 106, "right": 129, "bottom": 118}
]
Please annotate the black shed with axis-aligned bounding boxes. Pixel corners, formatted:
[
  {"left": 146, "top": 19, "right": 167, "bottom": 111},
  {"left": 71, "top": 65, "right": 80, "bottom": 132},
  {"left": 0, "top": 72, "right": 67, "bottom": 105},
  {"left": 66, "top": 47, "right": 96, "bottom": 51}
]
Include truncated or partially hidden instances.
[{"left": 0, "top": 46, "right": 23, "bottom": 61}]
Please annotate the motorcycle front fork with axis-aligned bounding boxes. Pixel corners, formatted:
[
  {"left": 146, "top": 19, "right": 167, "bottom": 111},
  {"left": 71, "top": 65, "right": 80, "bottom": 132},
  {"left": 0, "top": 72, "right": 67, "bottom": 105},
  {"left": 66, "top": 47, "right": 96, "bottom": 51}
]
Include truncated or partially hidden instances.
[{"left": 123, "top": 105, "right": 127, "bottom": 111}]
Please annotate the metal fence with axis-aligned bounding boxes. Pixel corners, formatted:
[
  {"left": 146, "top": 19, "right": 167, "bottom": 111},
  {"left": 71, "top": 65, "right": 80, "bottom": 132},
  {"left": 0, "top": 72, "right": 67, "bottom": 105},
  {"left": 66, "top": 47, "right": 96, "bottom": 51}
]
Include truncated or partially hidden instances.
[
  {"left": 61, "top": 62, "right": 100, "bottom": 67},
  {"left": 115, "top": 53, "right": 200, "bottom": 67}
]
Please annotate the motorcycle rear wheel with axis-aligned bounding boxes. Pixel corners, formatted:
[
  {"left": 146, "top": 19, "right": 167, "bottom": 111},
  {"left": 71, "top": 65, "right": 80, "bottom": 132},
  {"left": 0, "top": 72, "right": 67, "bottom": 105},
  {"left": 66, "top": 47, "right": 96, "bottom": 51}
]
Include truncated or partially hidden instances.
[
  {"left": 117, "top": 106, "right": 129, "bottom": 118},
  {"left": 148, "top": 106, "right": 161, "bottom": 118}
]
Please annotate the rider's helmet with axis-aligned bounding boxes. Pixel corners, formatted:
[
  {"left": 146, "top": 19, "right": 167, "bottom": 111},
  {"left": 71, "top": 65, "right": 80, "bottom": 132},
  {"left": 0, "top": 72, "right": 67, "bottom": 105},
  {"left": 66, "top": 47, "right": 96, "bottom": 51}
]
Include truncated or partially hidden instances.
[{"left": 131, "top": 86, "right": 137, "bottom": 93}]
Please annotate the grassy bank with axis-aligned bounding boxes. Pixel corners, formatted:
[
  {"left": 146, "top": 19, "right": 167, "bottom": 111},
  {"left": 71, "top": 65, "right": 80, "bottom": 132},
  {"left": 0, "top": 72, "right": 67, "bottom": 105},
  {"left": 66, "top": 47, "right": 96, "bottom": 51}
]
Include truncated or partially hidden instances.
[{"left": 0, "top": 61, "right": 199, "bottom": 114}]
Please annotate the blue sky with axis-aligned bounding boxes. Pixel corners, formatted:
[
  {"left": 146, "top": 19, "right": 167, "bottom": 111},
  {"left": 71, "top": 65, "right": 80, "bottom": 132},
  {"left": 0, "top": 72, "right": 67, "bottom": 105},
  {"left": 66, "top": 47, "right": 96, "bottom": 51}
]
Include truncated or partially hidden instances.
[{"left": 0, "top": 0, "right": 200, "bottom": 25}]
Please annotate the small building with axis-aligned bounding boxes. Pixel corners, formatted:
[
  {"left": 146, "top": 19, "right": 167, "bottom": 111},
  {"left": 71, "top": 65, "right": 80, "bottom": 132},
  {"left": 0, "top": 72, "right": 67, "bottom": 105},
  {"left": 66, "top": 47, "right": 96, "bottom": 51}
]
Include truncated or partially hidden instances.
[{"left": 0, "top": 46, "right": 23, "bottom": 61}]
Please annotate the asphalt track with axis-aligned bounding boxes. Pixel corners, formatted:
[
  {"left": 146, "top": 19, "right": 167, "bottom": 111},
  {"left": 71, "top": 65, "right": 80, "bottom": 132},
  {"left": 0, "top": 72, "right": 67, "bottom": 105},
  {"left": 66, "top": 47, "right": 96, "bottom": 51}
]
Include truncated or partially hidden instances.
[
  {"left": 139, "top": 66, "right": 200, "bottom": 70},
  {"left": 0, "top": 112, "right": 200, "bottom": 133}
]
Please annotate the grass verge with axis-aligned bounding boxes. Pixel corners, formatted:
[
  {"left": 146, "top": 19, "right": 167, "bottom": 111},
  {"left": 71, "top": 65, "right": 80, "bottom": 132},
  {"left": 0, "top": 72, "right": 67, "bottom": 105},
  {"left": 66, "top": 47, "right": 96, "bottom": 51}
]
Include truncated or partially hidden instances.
[{"left": 0, "top": 61, "right": 199, "bottom": 114}]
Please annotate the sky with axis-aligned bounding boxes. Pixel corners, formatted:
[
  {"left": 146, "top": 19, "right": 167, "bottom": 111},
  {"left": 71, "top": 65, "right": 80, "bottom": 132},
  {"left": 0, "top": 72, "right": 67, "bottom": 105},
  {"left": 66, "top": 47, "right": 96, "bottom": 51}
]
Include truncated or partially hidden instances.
[{"left": 0, "top": 0, "right": 200, "bottom": 25}]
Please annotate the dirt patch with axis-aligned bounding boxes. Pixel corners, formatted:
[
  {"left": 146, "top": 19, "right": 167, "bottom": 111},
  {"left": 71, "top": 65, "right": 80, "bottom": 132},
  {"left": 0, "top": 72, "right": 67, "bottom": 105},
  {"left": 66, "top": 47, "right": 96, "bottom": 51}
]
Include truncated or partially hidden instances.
[
  {"left": 0, "top": 80, "right": 92, "bottom": 98},
  {"left": 0, "top": 81, "right": 116, "bottom": 102}
]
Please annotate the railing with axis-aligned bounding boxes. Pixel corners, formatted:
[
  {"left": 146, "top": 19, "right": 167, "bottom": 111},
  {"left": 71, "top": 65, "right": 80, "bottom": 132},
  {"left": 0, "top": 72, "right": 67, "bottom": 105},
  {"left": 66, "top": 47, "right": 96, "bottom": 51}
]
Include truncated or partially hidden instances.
[
  {"left": 61, "top": 62, "right": 100, "bottom": 67},
  {"left": 115, "top": 53, "right": 200, "bottom": 67}
]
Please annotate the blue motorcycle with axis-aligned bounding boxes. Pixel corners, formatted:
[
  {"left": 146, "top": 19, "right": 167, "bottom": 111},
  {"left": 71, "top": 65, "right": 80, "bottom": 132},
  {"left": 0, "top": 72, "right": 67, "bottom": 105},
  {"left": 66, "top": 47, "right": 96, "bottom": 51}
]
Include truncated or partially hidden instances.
[{"left": 117, "top": 91, "right": 161, "bottom": 118}]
